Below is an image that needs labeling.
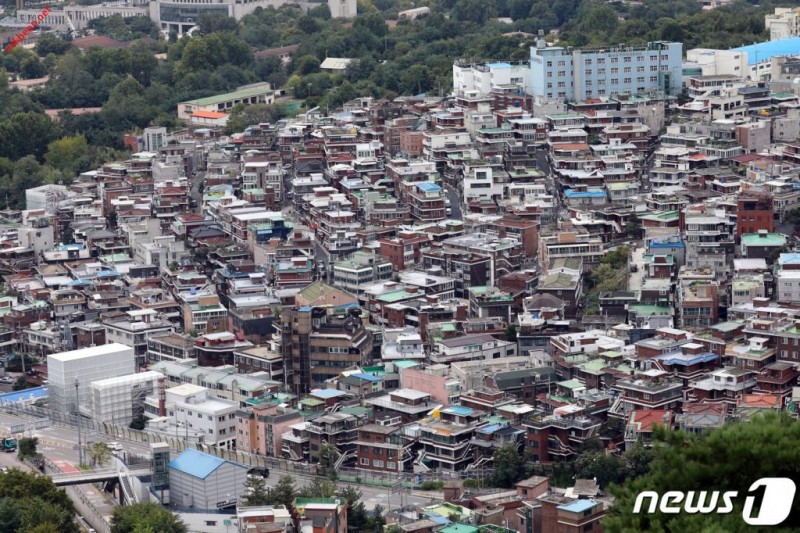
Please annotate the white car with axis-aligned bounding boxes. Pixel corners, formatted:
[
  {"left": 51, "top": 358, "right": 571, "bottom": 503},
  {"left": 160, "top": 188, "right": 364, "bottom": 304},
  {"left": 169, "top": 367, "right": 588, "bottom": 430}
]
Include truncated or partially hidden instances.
[{"left": 107, "top": 442, "right": 123, "bottom": 452}]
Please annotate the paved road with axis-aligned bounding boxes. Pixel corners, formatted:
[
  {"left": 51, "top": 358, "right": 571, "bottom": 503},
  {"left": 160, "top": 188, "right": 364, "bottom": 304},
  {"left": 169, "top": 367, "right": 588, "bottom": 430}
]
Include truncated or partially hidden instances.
[
  {"left": 0, "top": 447, "right": 112, "bottom": 533},
  {"left": 0, "top": 412, "right": 439, "bottom": 512},
  {"left": 629, "top": 245, "right": 645, "bottom": 291},
  {"left": 444, "top": 185, "right": 461, "bottom": 220}
]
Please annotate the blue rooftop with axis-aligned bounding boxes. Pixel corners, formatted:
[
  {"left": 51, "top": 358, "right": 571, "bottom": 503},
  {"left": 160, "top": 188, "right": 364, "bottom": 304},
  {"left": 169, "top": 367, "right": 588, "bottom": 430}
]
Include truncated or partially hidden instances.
[
  {"left": 780, "top": 253, "right": 800, "bottom": 265},
  {"left": 311, "top": 388, "right": 347, "bottom": 399},
  {"left": 477, "top": 423, "right": 502, "bottom": 434},
  {"left": 0, "top": 386, "right": 47, "bottom": 404},
  {"left": 57, "top": 243, "right": 84, "bottom": 251},
  {"left": 350, "top": 373, "right": 382, "bottom": 382},
  {"left": 650, "top": 239, "right": 685, "bottom": 249},
  {"left": 298, "top": 306, "right": 313, "bottom": 312},
  {"left": 559, "top": 499, "right": 598, "bottom": 513},
  {"left": 417, "top": 182, "right": 441, "bottom": 193},
  {"left": 731, "top": 37, "right": 800, "bottom": 65},
  {"left": 169, "top": 449, "right": 225, "bottom": 479},
  {"left": 443, "top": 405, "right": 473, "bottom": 416},
  {"left": 655, "top": 352, "right": 717, "bottom": 366},
  {"left": 564, "top": 189, "right": 605, "bottom": 198},
  {"left": 486, "top": 62, "right": 512, "bottom": 68}
]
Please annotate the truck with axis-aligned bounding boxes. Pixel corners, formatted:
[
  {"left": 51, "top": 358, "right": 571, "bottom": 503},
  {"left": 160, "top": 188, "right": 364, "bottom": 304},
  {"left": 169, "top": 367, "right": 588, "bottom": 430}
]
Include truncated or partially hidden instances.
[{"left": 2, "top": 438, "right": 17, "bottom": 453}]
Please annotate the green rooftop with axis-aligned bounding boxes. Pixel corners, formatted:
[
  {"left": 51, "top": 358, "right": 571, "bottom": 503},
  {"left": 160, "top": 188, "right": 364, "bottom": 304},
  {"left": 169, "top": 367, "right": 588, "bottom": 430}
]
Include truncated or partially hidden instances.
[
  {"left": 393, "top": 360, "right": 421, "bottom": 369},
  {"left": 376, "top": 290, "right": 417, "bottom": 303},
  {"left": 579, "top": 359, "right": 609, "bottom": 374},
  {"left": 439, "top": 525, "right": 479, "bottom": 533},
  {"left": 640, "top": 210, "right": 679, "bottom": 222},
  {"left": 557, "top": 379, "right": 585, "bottom": 390},
  {"left": 182, "top": 84, "right": 272, "bottom": 107},
  {"left": 741, "top": 232, "right": 786, "bottom": 247},
  {"left": 628, "top": 304, "right": 672, "bottom": 316},
  {"left": 299, "top": 398, "right": 323, "bottom": 407}
]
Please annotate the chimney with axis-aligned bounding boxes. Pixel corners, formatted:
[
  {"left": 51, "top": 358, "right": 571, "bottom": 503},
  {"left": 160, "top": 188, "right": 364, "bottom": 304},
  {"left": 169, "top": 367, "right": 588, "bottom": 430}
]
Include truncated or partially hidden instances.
[{"left": 758, "top": 229, "right": 768, "bottom": 238}]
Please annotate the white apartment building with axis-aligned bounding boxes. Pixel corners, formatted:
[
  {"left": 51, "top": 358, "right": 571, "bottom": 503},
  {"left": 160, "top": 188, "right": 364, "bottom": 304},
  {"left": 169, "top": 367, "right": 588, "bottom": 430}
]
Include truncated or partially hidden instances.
[
  {"left": 452, "top": 61, "right": 531, "bottom": 95},
  {"left": 463, "top": 163, "right": 504, "bottom": 203},
  {"left": 145, "top": 384, "right": 239, "bottom": 449},
  {"left": 766, "top": 8, "right": 800, "bottom": 40},
  {"left": 332, "top": 251, "right": 393, "bottom": 294},
  {"left": 89, "top": 371, "right": 163, "bottom": 425},
  {"left": 47, "top": 343, "right": 135, "bottom": 415}
]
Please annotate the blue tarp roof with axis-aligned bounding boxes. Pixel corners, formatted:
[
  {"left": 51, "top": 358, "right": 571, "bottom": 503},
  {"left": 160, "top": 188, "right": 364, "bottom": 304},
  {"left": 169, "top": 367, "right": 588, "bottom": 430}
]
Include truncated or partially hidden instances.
[
  {"left": 731, "top": 37, "right": 800, "bottom": 65},
  {"left": 559, "top": 499, "right": 598, "bottom": 513},
  {"left": 477, "top": 423, "right": 502, "bottom": 434},
  {"left": 0, "top": 386, "right": 47, "bottom": 404},
  {"left": 417, "top": 182, "right": 441, "bottom": 193},
  {"left": 168, "top": 449, "right": 225, "bottom": 479},
  {"left": 350, "top": 373, "right": 381, "bottom": 382},
  {"left": 486, "top": 62, "right": 512, "bottom": 68},
  {"left": 564, "top": 189, "right": 605, "bottom": 198},
  {"left": 443, "top": 405, "right": 473, "bottom": 416},
  {"left": 298, "top": 306, "right": 313, "bottom": 312},
  {"left": 312, "top": 388, "right": 346, "bottom": 399},
  {"left": 656, "top": 352, "right": 717, "bottom": 366}
]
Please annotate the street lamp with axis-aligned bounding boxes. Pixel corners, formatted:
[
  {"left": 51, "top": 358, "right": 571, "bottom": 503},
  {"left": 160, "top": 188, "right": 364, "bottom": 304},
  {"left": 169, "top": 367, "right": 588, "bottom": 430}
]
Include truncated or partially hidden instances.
[{"left": 75, "top": 377, "right": 84, "bottom": 467}]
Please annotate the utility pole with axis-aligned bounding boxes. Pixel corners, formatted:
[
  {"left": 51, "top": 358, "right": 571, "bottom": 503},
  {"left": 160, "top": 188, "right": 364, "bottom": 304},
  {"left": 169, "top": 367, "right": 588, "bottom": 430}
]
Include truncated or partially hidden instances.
[{"left": 75, "top": 377, "right": 84, "bottom": 467}]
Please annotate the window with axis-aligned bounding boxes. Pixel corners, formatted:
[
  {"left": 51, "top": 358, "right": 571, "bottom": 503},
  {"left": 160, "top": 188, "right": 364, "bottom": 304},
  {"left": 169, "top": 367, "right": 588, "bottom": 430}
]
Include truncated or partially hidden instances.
[
  {"left": 637, "top": 66, "right": 645, "bottom": 72},
  {"left": 373, "top": 459, "right": 384, "bottom": 468},
  {"left": 360, "top": 457, "right": 369, "bottom": 465},
  {"left": 611, "top": 67, "right": 618, "bottom": 74},
  {"left": 387, "top": 461, "right": 396, "bottom": 469},
  {"left": 624, "top": 67, "right": 631, "bottom": 73},
  {"left": 546, "top": 61, "right": 553, "bottom": 67},
  {"left": 598, "top": 68, "right": 605, "bottom": 75},
  {"left": 205, "top": 521, "right": 218, "bottom": 527}
]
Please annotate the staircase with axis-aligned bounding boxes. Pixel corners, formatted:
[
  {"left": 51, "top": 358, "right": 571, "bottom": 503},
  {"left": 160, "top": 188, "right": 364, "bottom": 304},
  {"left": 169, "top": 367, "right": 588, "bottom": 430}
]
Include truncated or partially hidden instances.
[{"left": 119, "top": 473, "right": 138, "bottom": 505}]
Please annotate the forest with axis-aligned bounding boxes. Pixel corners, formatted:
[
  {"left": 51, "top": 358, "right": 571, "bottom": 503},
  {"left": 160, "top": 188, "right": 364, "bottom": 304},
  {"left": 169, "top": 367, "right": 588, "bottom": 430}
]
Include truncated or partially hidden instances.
[{"left": 0, "top": 0, "right": 799, "bottom": 208}]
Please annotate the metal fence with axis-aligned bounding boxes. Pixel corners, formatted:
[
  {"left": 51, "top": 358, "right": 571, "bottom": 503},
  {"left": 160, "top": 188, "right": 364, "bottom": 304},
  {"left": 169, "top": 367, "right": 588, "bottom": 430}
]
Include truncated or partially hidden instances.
[{"left": 1, "top": 402, "right": 495, "bottom": 489}]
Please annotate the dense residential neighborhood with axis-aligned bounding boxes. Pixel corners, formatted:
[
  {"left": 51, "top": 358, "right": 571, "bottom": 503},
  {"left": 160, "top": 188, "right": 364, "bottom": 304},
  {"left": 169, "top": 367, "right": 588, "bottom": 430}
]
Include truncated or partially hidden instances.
[{"left": 4, "top": 0, "right": 800, "bottom": 532}]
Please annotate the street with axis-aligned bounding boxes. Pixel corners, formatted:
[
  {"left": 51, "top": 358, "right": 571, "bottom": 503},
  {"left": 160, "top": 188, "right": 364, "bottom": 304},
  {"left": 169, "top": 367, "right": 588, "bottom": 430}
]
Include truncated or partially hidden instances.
[
  {"left": 629, "top": 245, "right": 645, "bottom": 291},
  {"left": 0, "top": 411, "right": 440, "bottom": 513}
]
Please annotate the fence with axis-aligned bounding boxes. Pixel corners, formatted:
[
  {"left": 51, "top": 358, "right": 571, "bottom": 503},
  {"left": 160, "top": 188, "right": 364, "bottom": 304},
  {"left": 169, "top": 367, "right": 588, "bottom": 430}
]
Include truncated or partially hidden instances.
[
  {"left": 44, "top": 456, "right": 110, "bottom": 533},
  {"left": 1, "top": 402, "right": 495, "bottom": 489}
]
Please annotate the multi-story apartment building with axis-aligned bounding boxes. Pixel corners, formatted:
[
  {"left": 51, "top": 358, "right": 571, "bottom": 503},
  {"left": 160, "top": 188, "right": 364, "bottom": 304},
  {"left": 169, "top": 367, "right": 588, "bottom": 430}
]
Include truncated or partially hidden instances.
[
  {"left": 530, "top": 41, "right": 682, "bottom": 101},
  {"left": 332, "top": 251, "right": 393, "bottom": 294},
  {"left": 355, "top": 418, "right": 409, "bottom": 473},
  {"left": 281, "top": 307, "right": 373, "bottom": 395}
]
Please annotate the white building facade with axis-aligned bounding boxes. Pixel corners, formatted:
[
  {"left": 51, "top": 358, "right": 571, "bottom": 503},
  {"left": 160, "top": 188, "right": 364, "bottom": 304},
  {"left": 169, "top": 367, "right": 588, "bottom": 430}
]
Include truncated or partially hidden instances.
[{"left": 47, "top": 343, "right": 135, "bottom": 415}]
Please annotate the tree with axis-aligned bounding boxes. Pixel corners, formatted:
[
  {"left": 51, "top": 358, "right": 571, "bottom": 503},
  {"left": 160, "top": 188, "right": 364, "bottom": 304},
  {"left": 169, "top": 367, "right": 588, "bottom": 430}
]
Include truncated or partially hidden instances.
[
  {"left": 0, "top": 498, "right": 21, "bottom": 533},
  {"left": 489, "top": 443, "right": 528, "bottom": 488},
  {"left": 242, "top": 475, "right": 270, "bottom": 506},
  {"left": 90, "top": 443, "right": 111, "bottom": 467},
  {"left": 625, "top": 213, "right": 642, "bottom": 239},
  {"left": 604, "top": 412, "right": 800, "bottom": 531},
  {"left": 107, "top": 209, "right": 118, "bottom": 229},
  {"left": 17, "top": 437, "right": 38, "bottom": 460},
  {"left": 110, "top": 502, "right": 187, "bottom": 533},
  {"left": 265, "top": 475, "right": 297, "bottom": 510},
  {"left": 337, "top": 486, "right": 370, "bottom": 532},
  {"left": 11, "top": 377, "right": 28, "bottom": 392},
  {"left": 372, "top": 504, "right": 385, "bottom": 532},
  {"left": 299, "top": 478, "right": 336, "bottom": 498},
  {"left": 785, "top": 207, "right": 800, "bottom": 234},
  {"left": 575, "top": 452, "right": 626, "bottom": 489},
  {"left": 45, "top": 135, "right": 91, "bottom": 176},
  {"left": 129, "top": 415, "right": 146, "bottom": 430},
  {"left": 505, "top": 324, "right": 517, "bottom": 342},
  {"left": 317, "top": 443, "right": 339, "bottom": 480},
  {"left": 0, "top": 470, "right": 75, "bottom": 532}
]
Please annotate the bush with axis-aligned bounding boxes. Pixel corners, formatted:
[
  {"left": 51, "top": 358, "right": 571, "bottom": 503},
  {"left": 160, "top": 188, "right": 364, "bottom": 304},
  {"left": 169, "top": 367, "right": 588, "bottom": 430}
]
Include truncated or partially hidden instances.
[{"left": 419, "top": 480, "right": 444, "bottom": 491}]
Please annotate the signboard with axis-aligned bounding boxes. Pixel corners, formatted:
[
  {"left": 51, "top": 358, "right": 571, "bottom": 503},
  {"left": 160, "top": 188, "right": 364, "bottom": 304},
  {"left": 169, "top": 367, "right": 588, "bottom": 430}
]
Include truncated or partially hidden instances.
[{"left": 216, "top": 498, "right": 237, "bottom": 509}]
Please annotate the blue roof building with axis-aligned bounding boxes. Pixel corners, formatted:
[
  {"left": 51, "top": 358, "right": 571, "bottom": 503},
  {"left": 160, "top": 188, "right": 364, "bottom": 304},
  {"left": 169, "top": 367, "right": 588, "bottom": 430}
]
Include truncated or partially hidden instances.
[
  {"left": 731, "top": 37, "right": 800, "bottom": 65},
  {"left": 168, "top": 449, "right": 248, "bottom": 509}
]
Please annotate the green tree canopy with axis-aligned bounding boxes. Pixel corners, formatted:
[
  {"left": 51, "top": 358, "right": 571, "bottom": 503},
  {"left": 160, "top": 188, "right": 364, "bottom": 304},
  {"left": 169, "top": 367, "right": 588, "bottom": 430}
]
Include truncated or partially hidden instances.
[
  {"left": 605, "top": 413, "right": 800, "bottom": 532},
  {"left": 110, "top": 502, "right": 187, "bottom": 533}
]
